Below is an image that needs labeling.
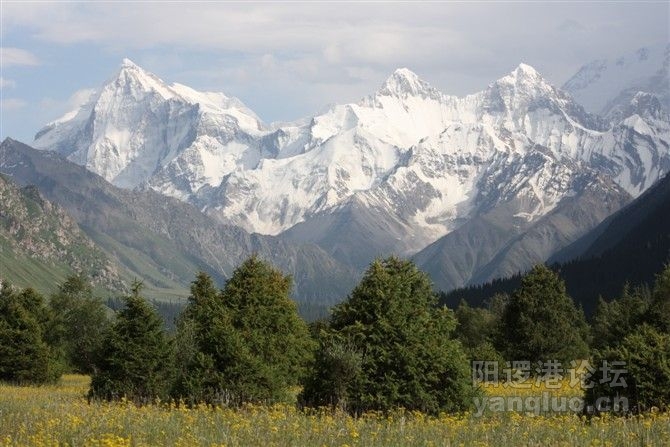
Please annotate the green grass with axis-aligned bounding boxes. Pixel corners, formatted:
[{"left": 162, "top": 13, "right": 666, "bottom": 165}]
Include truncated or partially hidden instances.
[
  {"left": 0, "top": 236, "right": 72, "bottom": 292},
  {"left": 1, "top": 375, "right": 669, "bottom": 446}
]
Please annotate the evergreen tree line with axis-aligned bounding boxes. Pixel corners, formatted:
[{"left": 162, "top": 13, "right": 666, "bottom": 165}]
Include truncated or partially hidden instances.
[
  {"left": 1, "top": 257, "right": 668, "bottom": 414},
  {"left": 453, "top": 264, "right": 670, "bottom": 412}
]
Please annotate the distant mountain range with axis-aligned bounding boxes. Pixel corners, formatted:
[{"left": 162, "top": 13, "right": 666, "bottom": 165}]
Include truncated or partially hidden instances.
[
  {"left": 1, "top": 43, "right": 668, "bottom": 298},
  {"left": 563, "top": 43, "right": 669, "bottom": 121}
]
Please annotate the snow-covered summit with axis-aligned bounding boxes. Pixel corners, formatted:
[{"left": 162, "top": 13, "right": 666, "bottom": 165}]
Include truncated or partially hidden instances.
[
  {"left": 489, "top": 63, "right": 564, "bottom": 106},
  {"left": 33, "top": 59, "right": 265, "bottom": 188},
  {"left": 112, "top": 58, "right": 176, "bottom": 100},
  {"left": 377, "top": 67, "right": 443, "bottom": 99}
]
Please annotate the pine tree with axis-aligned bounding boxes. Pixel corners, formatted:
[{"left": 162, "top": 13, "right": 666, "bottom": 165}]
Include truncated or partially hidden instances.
[
  {"left": 47, "top": 275, "right": 110, "bottom": 373},
  {"left": 174, "top": 260, "right": 314, "bottom": 405},
  {"left": 647, "top": 264, "right": 670, "bottom": 332},
  {"left": 0, "top": 282, "right": 59, "bottom": 384},
  {"left": 588, "top": 266, "right": 670, "bottom": 412},
  {"left": 302, "top": 257, "right": 476, "bottom": 415},
  {"left": 89, "top": 281, "right": 171, "bottom": 403},
  {"left": 498, "top": 265, "right": 589, "bottom": 365},
  {"left": 591, "top": 284, "right": 651, "bottom": 350},
  {"left": 454, "top": 300, "right": 505, "bottom": 377},
  {"left": 588, "top": 324, "right": 670, "bottom": 412},
  {"left": 172, "top": 271, "right": 228, "bottom": 403}
]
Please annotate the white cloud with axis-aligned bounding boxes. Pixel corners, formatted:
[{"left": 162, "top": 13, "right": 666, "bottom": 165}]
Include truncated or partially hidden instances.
[
  {"left": 1, "top": 98, "right": 27, "bottom": 110},
  {"left": 0, "top": 48, "right": 39, "bottom": 67},
  {"left": 4, "top": 2, "right": 665, "bottom": 92},
  {"left": 38, "top": 88, "right": 95, "bottom": 120},
  {"left": 67, "top": 88, "right": 95, "bottom": 110},
  {"left": 1, "top": 2, "right": 668, "bottom": 127},
  {"left": 0, "top": 77, "right": 16, "bottom": 89}
]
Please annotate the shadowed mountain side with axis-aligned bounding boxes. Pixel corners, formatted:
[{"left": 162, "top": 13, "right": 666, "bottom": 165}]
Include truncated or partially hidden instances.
[
  {"left": 0, "top": 174, "right": 123, "bottom": 294},
  {"left": 414, "top": 177, "right": 629, "bottom": 292},
  {"left": 442, "top": 173, "right": 670, "bottom": 316},
  {"left": 0, "top": 138, "right": 358, "bottom": 303}
]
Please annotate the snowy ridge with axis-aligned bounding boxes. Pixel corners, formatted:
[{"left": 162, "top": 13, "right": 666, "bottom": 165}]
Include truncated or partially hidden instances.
[{"left": 32, "top": 58, "right": 670, "bottom": 256}]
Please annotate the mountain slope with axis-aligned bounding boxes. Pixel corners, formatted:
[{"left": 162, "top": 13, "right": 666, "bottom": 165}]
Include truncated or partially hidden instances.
[
  {"left": 443, "top": 172, "right": 670, "bottom": 315},
  {"left": 0, "top": 174, "right": 123, "bottom": 293},
  {"left": 0, "top": 138, "right": 357, "bottom": 303},
  {"left": 412, "top": 172, "right": 628, "bottom": 291}
]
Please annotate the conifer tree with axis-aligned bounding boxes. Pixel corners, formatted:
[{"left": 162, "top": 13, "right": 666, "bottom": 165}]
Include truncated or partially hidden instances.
[
  {"left": 647, "top": 264, "right": 670, "bottom": 332},
  {"left": 588, "top": 266, "right": 670, "bottom": 412},
  {"left": 498, "top": 265, "right": 589, "bottom": 365},
  {"left": 591, "top": 284, "right": 651, "bottom": 350},
  {"left": 589, "top": 324, "right": 670, "bottom": 412},
  {"left": 89, "top": 281, "right": 171, "bottom": 403},
  {"left": 47, "top": 275, "right": 110, "bottom": 373},
  {"left": 174, "top": 259, "right": 314, "bottom": 404},
  {"left": 0, "top": 282, "right": 59, "bottom": 384},
  {"left": 302, "top": 257, "right": 475, "bottom": 414}
]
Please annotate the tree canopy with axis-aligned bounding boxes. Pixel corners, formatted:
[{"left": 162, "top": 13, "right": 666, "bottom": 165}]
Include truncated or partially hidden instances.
[
  {"left": 0, "top": 283, "right": 60, "bottom": 384},
  {"left": 89, "top": 281, "right": 171, "bottom": 403},
  {"left": 174, "top": 257, "right": 314, "bottom": 405},
  {"left": 498, "top": 265, "right": 590, "bottom": 365},
  {"left": 302, "top": 257, "right": 476, "bottom": 415}
]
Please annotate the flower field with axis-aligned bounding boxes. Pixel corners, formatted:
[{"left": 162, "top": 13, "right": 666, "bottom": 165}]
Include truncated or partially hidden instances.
[{"left": 1, "top": 375, "right": 669, "bottom": 446}]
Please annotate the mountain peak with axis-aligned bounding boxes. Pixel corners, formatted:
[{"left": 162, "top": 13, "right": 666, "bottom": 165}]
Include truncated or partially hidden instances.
[
  {"left": 492, "top": 62, "right": 552, "bottom": 94},
  {"left": 392, "top": 67, "right": 420, "bottom": 80},
  {"left": 503, "top": 63, "right": 547, "bottom": 85},
  {"left": 378, "top": 67, "right": 441, "bottom": 99},
  {"left": 121, "top": 57, "right": 139, "bottom": 68},
  {"left": 111, "top": 58, "right": 174, "bottom": 100},
  {"left": 514, "top": 63, "right": 541, "bottom": 77}
]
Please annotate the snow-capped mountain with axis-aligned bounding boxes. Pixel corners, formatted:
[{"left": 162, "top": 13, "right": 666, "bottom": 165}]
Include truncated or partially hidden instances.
[
  {"left": 32, "top": 57, "right": 670, "bottom": 289},
  {"left": 34, "top": 59, "right": 266, "bottom": 189},
  {"left": 563, "top": 43, "right": 669, "bottom": 119},
  {"left": 204, "top": 62, "right": 666, "bottom": 240}
]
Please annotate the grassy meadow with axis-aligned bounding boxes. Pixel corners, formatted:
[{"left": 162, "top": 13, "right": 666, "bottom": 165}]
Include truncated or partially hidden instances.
[{"left": 1, "top": 375, "right": 669, "bottom": 446}]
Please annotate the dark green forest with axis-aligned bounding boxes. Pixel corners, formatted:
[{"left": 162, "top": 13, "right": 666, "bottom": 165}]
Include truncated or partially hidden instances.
[{"left": 1, "top": 256, "right": 669, "bottom": 414}]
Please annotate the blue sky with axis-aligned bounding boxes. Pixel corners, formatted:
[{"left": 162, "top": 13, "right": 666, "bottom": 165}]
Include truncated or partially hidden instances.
[{"left": 1, "top": 1, "right": 668, "bottom": 143}]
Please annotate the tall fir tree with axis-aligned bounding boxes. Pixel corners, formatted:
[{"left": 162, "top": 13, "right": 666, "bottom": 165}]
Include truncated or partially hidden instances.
[
  {"left": 174, "top": 259, "right": 314, "bottom": 405},
  {"left": 89, "top": 281, "right": 171, "bottom": 403},
  {"left": 47, "top": 275, "right": 110, "bottom": 373},
  {"left": 302, "top": 257, "right": 476, "bottom": 415},
  {"left": 647, "top": 264, "right": 670, "bottom": 332},
  {"left": 498, "top": 265, "right": 589, "bottom": 365},
  {"left": 588, "top": 324, "right": 670, "bottom": 412},
  {"left": 0, "top": 282, "right": 60, "bottom": 384},
  {"left": 591, "top": 284, "right": 651, "bottom": 350}
]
